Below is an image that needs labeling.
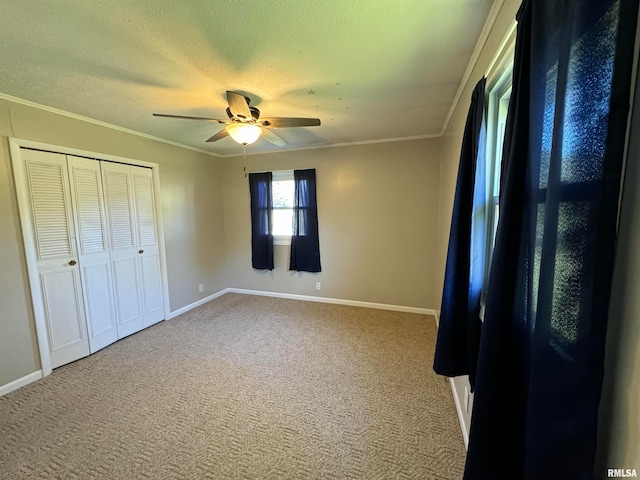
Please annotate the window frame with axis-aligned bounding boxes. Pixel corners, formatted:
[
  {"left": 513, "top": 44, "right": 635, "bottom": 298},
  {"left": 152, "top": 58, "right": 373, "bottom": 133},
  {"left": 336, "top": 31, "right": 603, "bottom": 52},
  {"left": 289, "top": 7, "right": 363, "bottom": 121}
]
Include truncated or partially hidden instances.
[{"left": 480, "top": 60, "right": 514, "bottom": 319}]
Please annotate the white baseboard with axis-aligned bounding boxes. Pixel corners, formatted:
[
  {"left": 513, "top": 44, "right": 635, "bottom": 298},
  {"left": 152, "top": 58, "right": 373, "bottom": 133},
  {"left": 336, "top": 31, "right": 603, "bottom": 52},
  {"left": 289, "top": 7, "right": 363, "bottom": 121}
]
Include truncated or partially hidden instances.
[
  {"left": 434, "top": 311, "right": 469, "bottom": 449},
  {"left": 449, "top": 377, "right": 470, "bottom": 449},
  {"left": 228, "top": 288, "right": 436, "bottom": 316},
  {"left": 0, "top": 370, "right": 43, "bottom": 397},
  {"left": 167, "top": 288, "right": 231, "bottom": 319},
  {"left": 167, "top": 287, "right": 435, "bottom": 321}
]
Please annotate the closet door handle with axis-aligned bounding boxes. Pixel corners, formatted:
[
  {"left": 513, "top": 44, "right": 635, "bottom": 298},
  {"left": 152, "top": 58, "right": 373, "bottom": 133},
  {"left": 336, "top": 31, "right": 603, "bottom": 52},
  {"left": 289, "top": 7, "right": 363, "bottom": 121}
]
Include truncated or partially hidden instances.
[
  {"left": 138, "top": 250, "right": 144, "bottom": 254},
  {"left": 68, "top": 260, "right": 77, "bottom": 266}
]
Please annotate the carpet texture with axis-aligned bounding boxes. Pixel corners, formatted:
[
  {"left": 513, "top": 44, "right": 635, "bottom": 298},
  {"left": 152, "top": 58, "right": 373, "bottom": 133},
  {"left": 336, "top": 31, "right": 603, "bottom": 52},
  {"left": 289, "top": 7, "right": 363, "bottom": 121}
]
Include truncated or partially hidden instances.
[{"left": 0, "top": 294, "right": 466, "bottom": 479}]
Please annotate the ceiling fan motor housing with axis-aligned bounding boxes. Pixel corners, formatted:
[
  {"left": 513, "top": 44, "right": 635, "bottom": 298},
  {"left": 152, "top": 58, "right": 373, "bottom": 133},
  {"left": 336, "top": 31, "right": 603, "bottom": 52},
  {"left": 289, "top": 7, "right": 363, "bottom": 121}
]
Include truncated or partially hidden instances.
[{"left": 226, "top": 106, "right": 260, "bottom": 121}]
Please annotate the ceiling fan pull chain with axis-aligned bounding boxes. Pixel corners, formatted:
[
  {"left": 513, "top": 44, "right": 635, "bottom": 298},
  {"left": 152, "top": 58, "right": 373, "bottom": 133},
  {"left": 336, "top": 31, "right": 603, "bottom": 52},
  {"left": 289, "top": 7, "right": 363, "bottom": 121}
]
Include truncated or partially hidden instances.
[{"left": 243, "top": 144, "right": 247, "bottom": 178}]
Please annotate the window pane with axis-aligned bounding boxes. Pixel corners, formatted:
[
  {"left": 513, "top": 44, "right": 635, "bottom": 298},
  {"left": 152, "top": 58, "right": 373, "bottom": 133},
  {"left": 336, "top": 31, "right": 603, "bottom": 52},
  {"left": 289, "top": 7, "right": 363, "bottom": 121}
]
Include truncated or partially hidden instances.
[
  {"left": 272, "top": 180, "right": 294, "bottom": 208},
  {"left": 560, "top": 6, "right": 616, "bottom": 184},
  {"left": 494, "top": 91, "right": 510, "bottom": 196},
  {"left": 550, "top": 201, "right": 591, "bottom": 359},
  {"left": 272, "top": 208, "right": 293, "bottom": 236}
]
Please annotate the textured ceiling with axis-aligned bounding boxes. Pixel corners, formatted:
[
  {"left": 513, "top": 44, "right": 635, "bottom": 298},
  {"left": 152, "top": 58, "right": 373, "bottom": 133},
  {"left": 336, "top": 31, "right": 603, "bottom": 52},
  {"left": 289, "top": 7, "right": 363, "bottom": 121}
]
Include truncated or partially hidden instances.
[{"left": 0, "top": 0, "right": 495, "bottom": 156}]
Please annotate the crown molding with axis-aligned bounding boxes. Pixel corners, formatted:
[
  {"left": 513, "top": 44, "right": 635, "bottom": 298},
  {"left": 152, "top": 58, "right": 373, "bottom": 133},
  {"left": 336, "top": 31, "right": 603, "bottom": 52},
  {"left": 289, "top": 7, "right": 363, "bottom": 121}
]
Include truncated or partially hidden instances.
[
  {"left": 0, "top": 92, "right": 222, "bottom": 157},
  {"left": 439, "top": 0, "right": 507, "bottom": 136}
]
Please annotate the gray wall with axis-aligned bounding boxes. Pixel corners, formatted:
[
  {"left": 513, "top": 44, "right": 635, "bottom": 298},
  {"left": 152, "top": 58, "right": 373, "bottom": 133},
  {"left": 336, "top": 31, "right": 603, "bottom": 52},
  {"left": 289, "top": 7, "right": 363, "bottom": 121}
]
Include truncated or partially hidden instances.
[
  {"left": 595, "top": 66, "right": 640, "bottom": 473},
  {"left": 0, "top": 98, "right": 227, "bottom": 387},
  {"left": 222, "top": 140, "right": 441, "bottom": 309}
]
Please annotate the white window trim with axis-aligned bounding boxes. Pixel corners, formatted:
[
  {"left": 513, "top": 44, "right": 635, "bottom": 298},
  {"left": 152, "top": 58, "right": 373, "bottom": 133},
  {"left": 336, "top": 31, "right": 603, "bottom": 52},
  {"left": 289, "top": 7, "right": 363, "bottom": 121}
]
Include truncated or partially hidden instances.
[
  {"left": 480, "top": 55, "right": 514, "bottom": 321},
  {"left": 274, "top": 236, "right": 291, "bottom": 246}
]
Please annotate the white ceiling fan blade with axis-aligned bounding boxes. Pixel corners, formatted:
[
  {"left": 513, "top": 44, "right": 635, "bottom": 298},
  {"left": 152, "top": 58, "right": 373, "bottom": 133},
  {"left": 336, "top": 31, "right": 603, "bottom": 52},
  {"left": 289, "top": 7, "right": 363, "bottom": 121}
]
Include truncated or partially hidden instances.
[
  {"left": 260, "top": 127, "right": 287, "bottom": 146},
  {"left": 226, "top": 91, "right": 253, "bottom": 120},
  {"left": 206, "top": 129, "right": 229, "bottom": 142},
  {"left": 260, "top": 117, "right": 321, "bottom": 128},
  {"left": 153, "top": 113, "right": 226, "bottom": 123}
]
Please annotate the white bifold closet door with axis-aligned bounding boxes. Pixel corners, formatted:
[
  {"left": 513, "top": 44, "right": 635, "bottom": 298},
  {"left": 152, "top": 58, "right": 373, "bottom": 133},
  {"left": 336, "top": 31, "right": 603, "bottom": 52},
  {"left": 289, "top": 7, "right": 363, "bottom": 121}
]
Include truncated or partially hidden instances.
[
  {"left": 22, "top": 149, "right": 91, "bottom": 368},
  {"left": 67, "top": 155, "right": 119, "bottom": 353},
  {"left": 19, "top": 148, "right": 164, "bottom": 369},
  {"left": 101, "top": 162, "right": 163, "bottom": 337},
  {"left": 131, "top": 167, "right": 164, "bottom": 327}
]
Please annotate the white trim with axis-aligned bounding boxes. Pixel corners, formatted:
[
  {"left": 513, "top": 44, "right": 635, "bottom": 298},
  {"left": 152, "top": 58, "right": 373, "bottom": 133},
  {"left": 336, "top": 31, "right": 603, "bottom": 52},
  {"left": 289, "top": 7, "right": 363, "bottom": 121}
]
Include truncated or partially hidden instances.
[
  {"left": 9, "top": 137, "right": 172, "bottom": 377},
  {"left": 9, "top": 140, "right": 53, "bottom": 377},
  {"left": 167, "top": 288, "right": 231, "bottom": 319},
  {"left": 484, "top": 22, "right": 517, "bottom": 81},
  {"left": 228, "top": 288, "right": 435, "bottom": 315},
  {"left": 167, "top": 288, "right": 435, "bottom": 319},
  {"left": 219, "top": 134, "right": 441, "bottom": 158},
  {"left": 0, "top": 92, "right": 220, "bottom": 158},
  {"left": 449, "top": 377, "right": 470, "bottom": 449},
  {"left": 0, "top": 370, "right": 43, "bottom": 397},
  {"left": 273, "top": 236, "right": 292, "bottom": 246},
  {"left": 11, "top": 138, "right": 160, "bottom": 169},
  {"left": 434, "top": 312, "right": 469, "bottom": 449}
]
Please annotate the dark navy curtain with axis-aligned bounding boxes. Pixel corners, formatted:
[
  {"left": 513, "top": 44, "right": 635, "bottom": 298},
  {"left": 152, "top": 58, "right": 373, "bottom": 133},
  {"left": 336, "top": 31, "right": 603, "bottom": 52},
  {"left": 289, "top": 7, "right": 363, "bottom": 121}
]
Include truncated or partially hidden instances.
[
  {"left": 434, "top": 78, "right": 487, "bottom": 390},
  {"left": 465, "top": 1, "right": 638, "bottom": 479},
  {"left": 290, "top": 169, "right": 321, "bottom": 272},
  {"left": 249, "top": 172, "right": 274, "bottom": 270}
]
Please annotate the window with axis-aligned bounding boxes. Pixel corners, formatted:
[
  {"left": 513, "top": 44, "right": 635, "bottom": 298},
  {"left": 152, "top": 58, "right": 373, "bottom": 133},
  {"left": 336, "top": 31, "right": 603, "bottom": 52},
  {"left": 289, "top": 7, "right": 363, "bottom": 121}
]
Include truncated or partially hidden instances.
[
  {"left": 485, "top": 71, "right": 512, "bottom": 268},
  {"left": 532, "top": 10, "right": 620, "bottom": 357},
  {"left": 480, "top": 64, "right": 513, "bottom": 315},
  {"left": 271, "top": 170, "right": 294, "bottom": 244}
]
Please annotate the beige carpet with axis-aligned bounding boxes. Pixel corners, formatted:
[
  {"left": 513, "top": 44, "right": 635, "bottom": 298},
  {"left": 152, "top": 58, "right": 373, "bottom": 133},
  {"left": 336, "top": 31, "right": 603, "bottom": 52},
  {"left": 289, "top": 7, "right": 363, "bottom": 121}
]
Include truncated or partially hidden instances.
[{"left": 0, "top": 294, "right": 466, "bottom": 479}]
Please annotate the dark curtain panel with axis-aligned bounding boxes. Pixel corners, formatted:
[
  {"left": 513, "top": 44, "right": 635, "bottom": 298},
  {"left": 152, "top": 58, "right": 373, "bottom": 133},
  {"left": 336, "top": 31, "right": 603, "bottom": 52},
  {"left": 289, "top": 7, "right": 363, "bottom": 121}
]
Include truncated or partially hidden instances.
[
  {"left": 433, "top": 77, "right": 487, "bottom": 390},
  {"left": 290, "top": 169, "right": 321, "bottom": 272},
  {"left": 465, "top": 1, "right": 638, "bottom": 479},
  {"left": 249, "top": 172, "right": 274, "bottom": 270}
]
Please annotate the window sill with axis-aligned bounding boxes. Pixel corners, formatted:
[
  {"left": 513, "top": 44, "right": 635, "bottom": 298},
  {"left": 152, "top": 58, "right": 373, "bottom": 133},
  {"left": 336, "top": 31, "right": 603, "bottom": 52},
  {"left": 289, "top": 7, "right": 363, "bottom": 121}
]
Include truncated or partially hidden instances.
[{"left": 274, "top": 235, "right": 291, "bottom": 246}]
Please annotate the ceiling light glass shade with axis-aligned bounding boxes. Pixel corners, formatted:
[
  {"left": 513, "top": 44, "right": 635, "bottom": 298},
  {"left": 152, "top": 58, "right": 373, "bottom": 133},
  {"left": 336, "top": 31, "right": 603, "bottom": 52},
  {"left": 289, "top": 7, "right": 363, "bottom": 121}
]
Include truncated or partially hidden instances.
[{"left": 226, "top": 123, "right": 262, "bottom": 145}]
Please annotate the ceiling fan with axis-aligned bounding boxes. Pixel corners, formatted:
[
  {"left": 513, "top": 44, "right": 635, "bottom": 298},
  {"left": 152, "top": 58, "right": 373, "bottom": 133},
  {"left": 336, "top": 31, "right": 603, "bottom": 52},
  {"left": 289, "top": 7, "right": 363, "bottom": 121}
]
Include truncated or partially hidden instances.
[{"left": 153, "top": 91, "right": 321, "bottom": 146}]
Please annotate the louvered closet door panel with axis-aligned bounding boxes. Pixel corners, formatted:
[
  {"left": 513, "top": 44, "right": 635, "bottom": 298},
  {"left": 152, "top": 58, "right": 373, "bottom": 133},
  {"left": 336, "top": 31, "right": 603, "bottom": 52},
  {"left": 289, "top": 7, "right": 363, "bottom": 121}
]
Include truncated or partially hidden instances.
[
  {"left": 102, "top": 165, "right": 136, "bottom": 250},
  {"left": 133, "top": 170, "right": 158, "bottom": 247},
  {"left": 101, "top": 162, "right": 144, "bottom": 338},
  {"left": 25, "top": 152, "right": 74, "bottom": 261},
  {"left": 132, "top": 166, "right": 164, "bottom": 327},
  {"left": 67, "top": 156, "right": 118, "bottom": 352},
  {"left": 21, "top": 149, "right": 90, "bottom": 368}
]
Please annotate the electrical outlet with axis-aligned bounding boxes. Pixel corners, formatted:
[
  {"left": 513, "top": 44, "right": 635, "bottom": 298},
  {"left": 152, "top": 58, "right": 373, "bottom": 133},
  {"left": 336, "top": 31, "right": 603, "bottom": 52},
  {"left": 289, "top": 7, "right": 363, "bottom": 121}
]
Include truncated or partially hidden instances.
[
  {"left": 316, "top": 282, "right": 321, "bottom": 290},
  {"left": 464, "top": 386, "right": 470, "bottom": 414},
  {"left": 198, "top": 284, "right": 204, "bottom": 293}
]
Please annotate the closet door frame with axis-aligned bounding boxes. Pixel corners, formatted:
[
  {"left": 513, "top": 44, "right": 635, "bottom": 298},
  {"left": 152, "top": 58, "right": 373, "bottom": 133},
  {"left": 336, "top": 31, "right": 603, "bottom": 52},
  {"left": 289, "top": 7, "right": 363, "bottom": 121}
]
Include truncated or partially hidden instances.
[{"left": 10, "top": 138, "right": 171, "bottom": 377}]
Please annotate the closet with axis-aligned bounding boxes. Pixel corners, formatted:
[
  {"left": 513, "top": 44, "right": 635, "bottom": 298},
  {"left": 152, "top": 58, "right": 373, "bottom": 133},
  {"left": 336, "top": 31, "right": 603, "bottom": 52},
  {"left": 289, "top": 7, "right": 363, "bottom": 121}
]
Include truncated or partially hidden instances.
[{"left": 19, "top": 148, "right": 164, "bottom": 369}]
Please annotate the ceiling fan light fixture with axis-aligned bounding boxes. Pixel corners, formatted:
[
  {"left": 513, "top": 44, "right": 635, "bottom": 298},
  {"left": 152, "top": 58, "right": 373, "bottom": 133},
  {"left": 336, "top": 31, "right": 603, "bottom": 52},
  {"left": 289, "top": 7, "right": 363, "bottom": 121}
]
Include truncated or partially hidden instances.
[{"left": 226, "top": 123, "right": 262, "bottom": 145}]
